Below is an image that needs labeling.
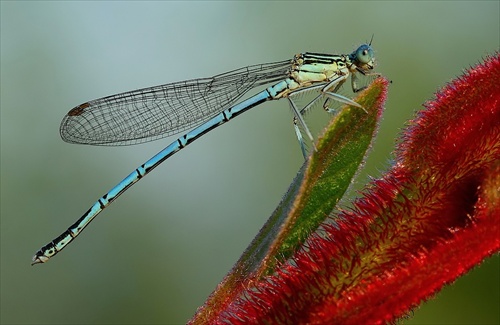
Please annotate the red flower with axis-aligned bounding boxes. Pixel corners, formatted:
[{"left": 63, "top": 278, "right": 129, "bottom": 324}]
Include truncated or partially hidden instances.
[{"left": 191, "top": 53, "right": 500, "bottom": 324}]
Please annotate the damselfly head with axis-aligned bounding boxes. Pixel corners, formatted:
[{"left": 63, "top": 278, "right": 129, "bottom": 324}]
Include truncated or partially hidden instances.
[{"left": 350, "top": 44, "right": 375, "bottom": 71}]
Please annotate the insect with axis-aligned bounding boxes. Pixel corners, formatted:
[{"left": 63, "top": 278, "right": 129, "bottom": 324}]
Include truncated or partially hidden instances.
[{"left": 32, "top": 43, "right": 376, "bottom": 264}]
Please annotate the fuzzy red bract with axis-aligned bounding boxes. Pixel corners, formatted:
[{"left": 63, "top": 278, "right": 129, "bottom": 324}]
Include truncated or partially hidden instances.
[{"left": 212, "top": 53, "right": 499, "bottom": 324}]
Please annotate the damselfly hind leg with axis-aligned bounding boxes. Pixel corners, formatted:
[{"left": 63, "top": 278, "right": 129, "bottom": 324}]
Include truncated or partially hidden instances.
[
  {"left": 293, "top": 116, "right": 308, "bottom": 158},
  {"left": 288, "top": 97, "right": 316, "bottom": 158}
]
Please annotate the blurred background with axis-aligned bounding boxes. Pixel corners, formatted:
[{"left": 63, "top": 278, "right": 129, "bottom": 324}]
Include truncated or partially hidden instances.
[{"left": 1, "top": 2, "right": 498, "bottom": 324}]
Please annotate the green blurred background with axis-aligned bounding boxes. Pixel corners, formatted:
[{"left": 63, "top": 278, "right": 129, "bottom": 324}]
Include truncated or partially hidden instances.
[{"left": 1, "top": 1, "right": 498, "bottom": 324}]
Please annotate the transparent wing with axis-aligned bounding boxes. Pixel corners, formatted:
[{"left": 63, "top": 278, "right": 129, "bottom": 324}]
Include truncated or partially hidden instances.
[{"left": 60, "top": 60, "right": 291, "bottom": 146}]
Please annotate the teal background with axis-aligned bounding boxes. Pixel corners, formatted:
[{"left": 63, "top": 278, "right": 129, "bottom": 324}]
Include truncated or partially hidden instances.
[{"left": 1, "top": 1, "right": 498, "bottom": 324}]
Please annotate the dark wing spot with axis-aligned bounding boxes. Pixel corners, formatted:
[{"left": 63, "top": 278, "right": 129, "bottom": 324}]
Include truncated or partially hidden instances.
[{"left": 67, "top": 102, "right": 91, "bottom": 116}]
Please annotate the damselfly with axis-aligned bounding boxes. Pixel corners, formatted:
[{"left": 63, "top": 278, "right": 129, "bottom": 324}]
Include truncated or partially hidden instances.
[{"left": 32, "top": 43, "right": 376, "bottom": 264}]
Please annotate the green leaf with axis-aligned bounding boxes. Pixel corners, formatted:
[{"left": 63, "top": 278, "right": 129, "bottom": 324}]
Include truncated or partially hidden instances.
[{"left": 191, "top": 77, "right": 389, "bottom": 325}]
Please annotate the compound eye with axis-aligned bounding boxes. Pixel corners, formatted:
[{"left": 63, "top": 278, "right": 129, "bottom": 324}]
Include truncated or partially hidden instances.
[{"left": 356, "top": 45, "right": 373, "bottom": 64}]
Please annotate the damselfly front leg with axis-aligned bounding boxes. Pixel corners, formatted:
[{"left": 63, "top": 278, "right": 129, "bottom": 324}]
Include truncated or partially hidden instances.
[{"left": 288, "top": 73, "right": 367, "bottom": 158}]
